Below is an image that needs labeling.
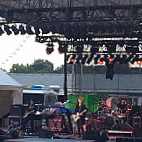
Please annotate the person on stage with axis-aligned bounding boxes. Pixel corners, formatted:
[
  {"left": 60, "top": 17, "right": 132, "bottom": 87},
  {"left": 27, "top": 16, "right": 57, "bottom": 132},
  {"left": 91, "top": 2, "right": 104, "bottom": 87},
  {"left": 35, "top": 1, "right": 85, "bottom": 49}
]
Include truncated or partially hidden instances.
[
  {"left": 74, "top": 97, "right": 87, "bottom": 137},
  {"left": 117, "top": 98, "right": 127, "bottom": 113},
  {"left": 22, "top": 100, "right": 37, "bottom": 134}
]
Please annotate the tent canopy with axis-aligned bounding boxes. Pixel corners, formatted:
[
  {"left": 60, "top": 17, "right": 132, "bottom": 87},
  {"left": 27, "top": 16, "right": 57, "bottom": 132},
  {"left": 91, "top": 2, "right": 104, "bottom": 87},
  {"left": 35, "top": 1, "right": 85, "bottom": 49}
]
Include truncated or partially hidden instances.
[{"left": 0, "top": 69, "right": 23, "bottom": 118}]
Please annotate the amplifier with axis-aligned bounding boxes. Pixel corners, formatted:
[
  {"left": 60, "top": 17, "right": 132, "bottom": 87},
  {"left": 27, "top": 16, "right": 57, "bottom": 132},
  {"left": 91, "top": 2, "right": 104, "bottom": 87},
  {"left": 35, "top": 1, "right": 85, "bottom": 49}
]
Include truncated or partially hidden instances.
[
  {"left": 8, "top": 116, "right": 21, "bottom": 127},
  {"left": 10, "top": 105, "right": 23, "bottom": 116}
]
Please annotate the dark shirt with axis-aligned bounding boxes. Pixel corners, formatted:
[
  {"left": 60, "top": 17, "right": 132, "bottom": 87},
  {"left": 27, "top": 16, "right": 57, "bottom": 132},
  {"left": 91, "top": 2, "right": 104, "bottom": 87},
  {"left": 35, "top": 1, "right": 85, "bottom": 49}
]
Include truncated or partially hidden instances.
[
  {"left": 117, "top": 103, "right": 127, "bottom": 113},
  {"left": 75, "top": 103, "right": 87, "bottom": 118},
  {"left": 28, "top": 104, "right": 37, "bottom": 112}
]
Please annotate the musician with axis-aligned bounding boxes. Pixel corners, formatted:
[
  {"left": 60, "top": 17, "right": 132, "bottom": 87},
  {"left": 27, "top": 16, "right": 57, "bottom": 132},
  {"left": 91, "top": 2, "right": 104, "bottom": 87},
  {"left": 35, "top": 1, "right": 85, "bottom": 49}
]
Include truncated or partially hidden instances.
[
  {"left": 74, "top": 97, "right": 87, "bottom": 137},
  {"left": 22, "top": 100, "right": 37, "bottom": 134},
  {"left": 117, "top": 98, "right": 127, "bottom": 113}
]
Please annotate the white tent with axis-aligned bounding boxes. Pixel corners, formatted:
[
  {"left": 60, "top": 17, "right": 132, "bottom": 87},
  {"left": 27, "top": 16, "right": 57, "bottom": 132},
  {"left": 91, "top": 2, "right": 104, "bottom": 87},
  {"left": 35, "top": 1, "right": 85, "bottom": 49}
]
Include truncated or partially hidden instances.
[{"left": 0, "top": 69, "right": 23, "bottom": 118}]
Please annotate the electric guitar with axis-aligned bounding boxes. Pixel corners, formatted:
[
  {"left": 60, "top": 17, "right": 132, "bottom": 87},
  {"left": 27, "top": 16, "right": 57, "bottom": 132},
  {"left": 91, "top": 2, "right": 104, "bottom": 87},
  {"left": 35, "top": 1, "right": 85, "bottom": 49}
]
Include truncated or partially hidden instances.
[
  {"left": 23, "top": 110, "right": 35, "bottom": 118},
  {"left": 73, "top": 109, "right": 87, "bottom": 122}
]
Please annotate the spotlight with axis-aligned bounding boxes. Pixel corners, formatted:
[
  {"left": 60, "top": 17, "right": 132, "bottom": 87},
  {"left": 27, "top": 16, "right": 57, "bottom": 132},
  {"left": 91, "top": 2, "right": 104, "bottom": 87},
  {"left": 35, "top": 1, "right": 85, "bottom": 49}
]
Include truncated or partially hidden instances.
[
  {"left": 19, "top": 25, "right": 26, "bottom": 35},
  {"left": 34, "top": 25, "right": 40, "bottom": 35},
  {"left": 119, "top": 55, "right": 127, "bottom": 64},
  {"left": 66, "top": 54, "right": 71, "bottom": 62},
  {"left": 126, "top": 54, "right": 133, "bottom": 63},
  {"left": 69, "top": 54, "right": 76, "bottom": 64},
  {"left": 46, "top": 42, "right": 54, "bottom": 55},
  {"left": 94, "top": 55, "right": 100, "bottom": 64},
  {"left": 46, "top": 47, "right": 54, "bottom": 55},
  {"left": 26, "top": 25, "right": 34, "bottom": 35},
  {"left": 114, "top": 55, "right": 120, "bottom": 63},
  {"left": 76, "top": 54, "right": 82, "bottom": 64},
  {"left": 58, "top": 42, "right": 67, "bottom": 54},
  {"left": 99, "top": 60, "right": 104, "bottom": 65},
  {"left": 137, "top": 60, "right": 141, "bottom": 65},
  {"left": 130, "top": 55, "right": 139, "bottom": 64},
  {"left": 4, "top": 25, "right": 12, "bottom": 35},
  {"left": 11, "top": 25, "right": 19, "bottom": 35},
  {"left": 109, "top": 57, "right": 114, "bottom": 62},
  {"left": 86, "top": 54, "right": 94, "bottom": 64},
  {"left": 126, "top": 45, "right": 139, "bottom": 54},
  {"left": 81, "top": 54, "right": 88, "bottom": 64},
  {"left": 0, "top": 27, "right": 4, "bottom": 35}
]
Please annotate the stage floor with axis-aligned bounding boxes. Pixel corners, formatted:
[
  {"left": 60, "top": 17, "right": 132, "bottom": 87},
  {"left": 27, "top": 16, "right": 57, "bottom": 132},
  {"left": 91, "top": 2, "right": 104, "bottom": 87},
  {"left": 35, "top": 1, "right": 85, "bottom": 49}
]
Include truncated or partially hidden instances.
[{"left": 2, "top": 134, "right": 142, "bottom": 142}]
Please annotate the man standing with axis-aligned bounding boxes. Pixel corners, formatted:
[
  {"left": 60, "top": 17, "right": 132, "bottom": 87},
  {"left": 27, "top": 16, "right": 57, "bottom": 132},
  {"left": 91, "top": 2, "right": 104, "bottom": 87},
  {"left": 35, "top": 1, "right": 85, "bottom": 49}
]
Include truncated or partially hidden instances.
[{"left": 22, "top": 100, "right": 37, "bottom": 134}]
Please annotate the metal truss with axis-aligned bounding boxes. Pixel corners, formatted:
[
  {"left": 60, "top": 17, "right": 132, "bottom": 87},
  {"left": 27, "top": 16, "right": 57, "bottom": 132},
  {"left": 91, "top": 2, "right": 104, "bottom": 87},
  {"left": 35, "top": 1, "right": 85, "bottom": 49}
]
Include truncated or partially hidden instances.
[
  {"left": 0, "top": 0, "right": 142, "bottom": 24},
  {"left": 0, "top": 0, "right": 142, "bottom": 38}
]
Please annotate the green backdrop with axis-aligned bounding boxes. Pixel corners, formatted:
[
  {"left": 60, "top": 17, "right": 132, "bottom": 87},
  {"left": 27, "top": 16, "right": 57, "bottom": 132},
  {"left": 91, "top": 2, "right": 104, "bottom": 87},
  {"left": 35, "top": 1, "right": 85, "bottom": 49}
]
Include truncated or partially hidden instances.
[{"left": 65, "top": 94, "right": 102, "bottom": 113}]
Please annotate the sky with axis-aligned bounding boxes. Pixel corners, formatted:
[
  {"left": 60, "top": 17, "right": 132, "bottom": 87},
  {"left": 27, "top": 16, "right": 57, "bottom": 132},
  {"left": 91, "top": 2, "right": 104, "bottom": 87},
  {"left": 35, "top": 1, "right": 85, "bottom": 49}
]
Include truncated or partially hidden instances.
[{"left": 0, "top": 33, "right": 64, "bottom": 72}]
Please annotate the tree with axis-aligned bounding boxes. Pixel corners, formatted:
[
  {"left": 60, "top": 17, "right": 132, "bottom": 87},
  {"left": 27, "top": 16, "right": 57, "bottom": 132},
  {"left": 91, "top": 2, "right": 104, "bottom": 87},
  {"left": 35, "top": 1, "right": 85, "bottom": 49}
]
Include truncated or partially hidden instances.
[
  {"left": 31, "top": 59, "right": 54, "bottom": 73},
  {"left": 10, "top": 64, "right": 34, "bottom": 73},
  {"left": 10, "top": 59, "right": 54, "bottom": 73},
  {"left": 54, "top": 64, "right": 72, "bottom": 73}
]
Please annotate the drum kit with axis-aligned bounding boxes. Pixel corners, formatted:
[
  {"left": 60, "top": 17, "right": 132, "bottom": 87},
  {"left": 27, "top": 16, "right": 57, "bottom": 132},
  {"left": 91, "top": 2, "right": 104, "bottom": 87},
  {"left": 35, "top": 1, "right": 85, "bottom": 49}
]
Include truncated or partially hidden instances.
[{"left": 96, "top": 97, "right": 140, "bottom": 130}]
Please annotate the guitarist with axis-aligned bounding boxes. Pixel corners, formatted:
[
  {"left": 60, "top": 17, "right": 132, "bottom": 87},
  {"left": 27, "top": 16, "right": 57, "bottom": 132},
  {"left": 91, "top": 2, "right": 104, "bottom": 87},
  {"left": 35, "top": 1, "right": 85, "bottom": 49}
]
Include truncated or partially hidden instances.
[
  {"left": 22, "top": 100, "right": 37, "bottom": 134},
  {"left": 74, "top": 97, "right": 87, "bottom": 137}
]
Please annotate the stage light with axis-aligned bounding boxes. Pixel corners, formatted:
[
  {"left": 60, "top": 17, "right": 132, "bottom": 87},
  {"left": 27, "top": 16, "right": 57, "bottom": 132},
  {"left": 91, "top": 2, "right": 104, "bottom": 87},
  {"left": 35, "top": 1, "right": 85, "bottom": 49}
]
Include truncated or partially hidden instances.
[
  {"left": 119, "top": 55, "right": 127, "bottom": 64},
  {"left": 19, "top": 25, "right": 26, "bottom": 35},
  {"left": 0, "top": 27, "right": 4, "bottom": 35},
  {"left": 126, "top": 54, "right": 133, "bottom": 63},
  {"left": 130, "top": 55, "right": 139, "bottom": 64},
  {"left": 114, "top": 55, "right": 120, "bottom": 63},
  {"left": 69, "top": 54, "right": 76, "bottom": 64},
  {"left": 11, "top": 25, "right": 19, "bottom": 35},
  {"left": 26, "top": 25, "right": 34, "bottom": 35},
  {"left": 137, "top": 60, "right": 141, "bottom": 65},
  {"left": 109, "top": 57, "right": 114, "bottom": 62},
  {"left": 76, "top": 54, "right": 82, "bottom": 64},
  {"left": 66, "top": 54, "right": 71, "bottom": 62},
  {"left": 81, "top": 54, "right": 88, "bottom": 64},
  {"left": 99, "top": 60, "right": 104, "bottom": 65},
  {"left": 34, "top": 25, "right": 40, "bottom": 35},
  {"left": 94, "top": 55, "right": 100, "bottom": 64},
  {"left": 126, "top": 44, "right": 139, "bottom": 54},
  {"left": 86, "top": 54, "right": 94, "bottom": 64},
  {"left": 58, "top": 42, "right": 67, "bottom": 54},
  {"left": 46, "top": 47, "right": 54, "bottom": 55},
  {"left": 46, "top": 42, "right": 54, "bottom": 55},
  {"left": 4, "top": 25, "right": 12, "bottom": 35}
]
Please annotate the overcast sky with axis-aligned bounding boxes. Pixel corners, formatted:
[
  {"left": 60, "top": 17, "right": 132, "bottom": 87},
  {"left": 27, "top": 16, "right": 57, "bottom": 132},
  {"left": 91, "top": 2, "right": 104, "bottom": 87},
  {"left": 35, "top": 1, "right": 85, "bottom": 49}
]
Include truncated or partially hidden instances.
[{"left": 0, "top": 33, "right": 64, "bottom": 72}]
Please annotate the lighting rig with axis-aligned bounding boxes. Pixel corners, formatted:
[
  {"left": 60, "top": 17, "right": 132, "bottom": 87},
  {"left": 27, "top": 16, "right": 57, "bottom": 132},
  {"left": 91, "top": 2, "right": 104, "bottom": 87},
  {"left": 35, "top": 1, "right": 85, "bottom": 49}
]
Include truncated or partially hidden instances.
[{"left": 36, "top": 35, "right": 142, "bottom": 80}]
